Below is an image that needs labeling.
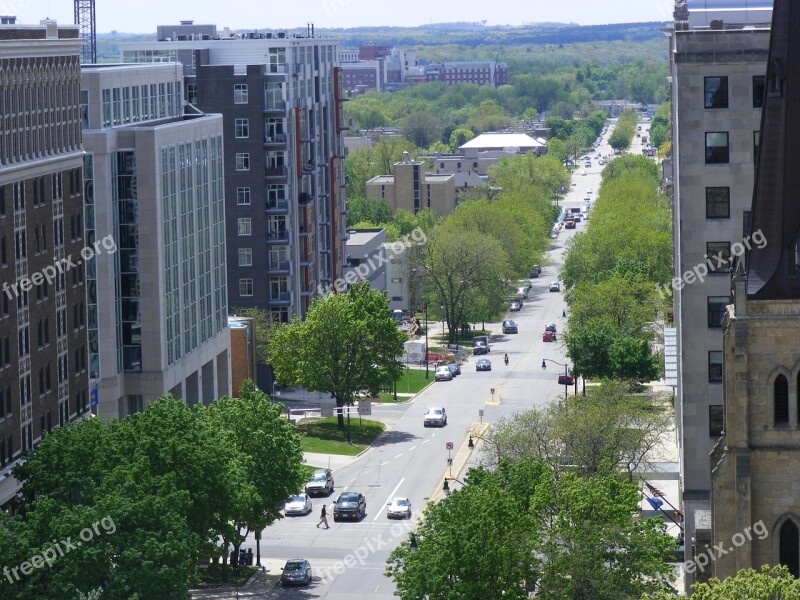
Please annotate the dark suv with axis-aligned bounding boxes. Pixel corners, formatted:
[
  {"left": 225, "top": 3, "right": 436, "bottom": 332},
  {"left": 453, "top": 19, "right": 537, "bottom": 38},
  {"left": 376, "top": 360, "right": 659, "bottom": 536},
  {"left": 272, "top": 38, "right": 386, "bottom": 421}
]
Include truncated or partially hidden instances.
[
  {"left": 333, "top": 492, "right": 366, "bottom": 521},
  {"left": 305, "top": 469, "right": 334, "bottom": 497}
]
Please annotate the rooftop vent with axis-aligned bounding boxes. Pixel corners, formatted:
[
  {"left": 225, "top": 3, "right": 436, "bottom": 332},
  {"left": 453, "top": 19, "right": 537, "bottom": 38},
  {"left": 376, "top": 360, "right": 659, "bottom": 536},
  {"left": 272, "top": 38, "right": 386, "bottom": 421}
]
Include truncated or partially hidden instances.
[
  {"left": 180, "top": 20, "right": 194, "bottom": 25},
  {"left": 0, "top": 15, "right": 17, "bottom": 24}
]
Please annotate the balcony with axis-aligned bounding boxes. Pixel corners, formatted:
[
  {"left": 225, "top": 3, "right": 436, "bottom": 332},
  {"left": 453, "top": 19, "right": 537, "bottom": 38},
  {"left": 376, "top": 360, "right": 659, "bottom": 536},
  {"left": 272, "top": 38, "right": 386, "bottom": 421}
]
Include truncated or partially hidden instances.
[
  {"left": 269, "top": 291, "right": 292, "bottom": 305},
  {"left": 302, "top": 161, "right": 315, "bottom": 175},
  {"left": 265, "top": 166, "right": 288, "bottom": 180},
  {"left": 267, "top": 230, "right": 290, "bottom": 244},
  {"left": 299, "top": 225, "right": 312, "bottom": 237},
  {"left": 300, "top": 129, "right": 316, "bottom": 143},
  {"left": 263, "top": 100, "right": 287, "bottom": 113},
  {"left": 267, "top": 260, "right": 291, "bottom": 274},
  {"left": 266, "top": 198, "right": 289, "bottom": 212},
  {"left": 263, "top": 133, "right": 287, "bottom": 147}
]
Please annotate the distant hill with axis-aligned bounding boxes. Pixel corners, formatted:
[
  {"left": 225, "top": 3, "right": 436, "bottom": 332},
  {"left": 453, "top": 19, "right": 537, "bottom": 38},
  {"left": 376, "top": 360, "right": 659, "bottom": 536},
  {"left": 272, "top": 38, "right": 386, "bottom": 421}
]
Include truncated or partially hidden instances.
[{"left": 97, "top": 21, "right": 669, "bottom": 61}]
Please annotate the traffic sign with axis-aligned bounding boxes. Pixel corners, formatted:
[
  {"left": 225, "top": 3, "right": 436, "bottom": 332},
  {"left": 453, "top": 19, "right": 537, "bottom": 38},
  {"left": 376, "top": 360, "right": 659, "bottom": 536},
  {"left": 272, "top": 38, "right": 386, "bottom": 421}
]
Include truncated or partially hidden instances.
[{"left": 446, "top": 442, "right": 454, "bottom": 450}]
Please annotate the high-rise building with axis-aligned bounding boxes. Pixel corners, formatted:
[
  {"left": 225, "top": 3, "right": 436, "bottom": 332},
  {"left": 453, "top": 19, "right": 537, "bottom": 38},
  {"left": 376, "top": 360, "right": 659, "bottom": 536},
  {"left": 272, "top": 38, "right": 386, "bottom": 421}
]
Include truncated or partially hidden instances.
[
  {"left": 119, "top": 22, "right": 347, "bottom": 325},
  {"left": 667, "top": 0, "right": 772, "bottom": 588},
  {"left": 0, "top": 18, "right": 88, "bottom": 504},
  {"left": 81, "top": 62, "right": 231, "bottom": 417},
  {"left": 710, "top": 0, "right": 800, "bottom": 580}
]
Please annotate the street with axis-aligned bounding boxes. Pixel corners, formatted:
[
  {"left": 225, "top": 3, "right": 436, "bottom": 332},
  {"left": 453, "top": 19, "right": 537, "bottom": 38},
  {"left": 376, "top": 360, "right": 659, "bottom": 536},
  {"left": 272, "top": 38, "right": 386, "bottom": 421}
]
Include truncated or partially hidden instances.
[{"left": 192, "top": 124, "right": 628, "bottom": 599}]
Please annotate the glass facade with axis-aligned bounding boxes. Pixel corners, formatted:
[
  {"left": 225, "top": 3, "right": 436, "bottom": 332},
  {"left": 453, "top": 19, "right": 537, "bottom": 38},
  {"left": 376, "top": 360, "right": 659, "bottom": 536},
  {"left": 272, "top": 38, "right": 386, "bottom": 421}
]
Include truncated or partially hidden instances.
[{"left": 84, "top": 155, "right": 99, "bottom": 379}]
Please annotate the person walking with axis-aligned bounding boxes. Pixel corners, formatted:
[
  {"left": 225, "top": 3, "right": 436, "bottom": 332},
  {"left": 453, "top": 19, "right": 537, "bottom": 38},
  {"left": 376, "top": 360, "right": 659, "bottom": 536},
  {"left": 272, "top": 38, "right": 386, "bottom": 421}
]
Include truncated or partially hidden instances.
[{"left": 317, "top": 503, "right": 329, "bottom": 529}]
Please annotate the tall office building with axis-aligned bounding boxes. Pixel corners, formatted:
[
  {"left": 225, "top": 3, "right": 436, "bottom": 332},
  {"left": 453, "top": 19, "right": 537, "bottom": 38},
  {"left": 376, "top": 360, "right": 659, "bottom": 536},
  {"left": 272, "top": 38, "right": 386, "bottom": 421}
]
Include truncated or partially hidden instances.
[
  {"left": 667, "top": 0, "right": 772, "bottom": 588},
  {"left": 119, "top": 22, "right": 348, "bottom": 324},
  {"left": 0, "top": 18, "right": 88, "bottom": 505},
  {"left": 81, "top": 62, "right": 231, "bottom": 417}
]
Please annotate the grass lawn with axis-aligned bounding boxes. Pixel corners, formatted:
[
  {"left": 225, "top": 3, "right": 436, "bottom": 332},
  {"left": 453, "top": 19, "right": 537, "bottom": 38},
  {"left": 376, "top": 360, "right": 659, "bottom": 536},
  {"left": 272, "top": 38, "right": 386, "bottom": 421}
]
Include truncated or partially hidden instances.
[
  {"left": 379, "top": 368, "right": 434, "bottom": 402},
  {"left": 192, "top": 564, "right": 259, "bottom": 589},
  {"left": 297, "top": 416, "right": 385, "bottom": 455}
]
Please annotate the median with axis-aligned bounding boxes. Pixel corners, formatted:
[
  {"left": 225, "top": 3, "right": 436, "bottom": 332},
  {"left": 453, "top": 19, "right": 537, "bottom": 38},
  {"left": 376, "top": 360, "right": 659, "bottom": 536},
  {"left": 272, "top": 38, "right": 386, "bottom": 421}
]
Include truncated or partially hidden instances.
[{"left": 296, "top": 417, "right": 385, "bottom": 456}]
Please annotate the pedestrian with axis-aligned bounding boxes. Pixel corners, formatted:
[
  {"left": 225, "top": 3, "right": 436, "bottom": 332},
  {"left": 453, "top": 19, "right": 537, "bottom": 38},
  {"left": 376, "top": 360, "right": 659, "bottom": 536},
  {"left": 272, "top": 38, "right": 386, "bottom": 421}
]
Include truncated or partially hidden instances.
[{"left": 317, "top": 503, "right": 329, "bottom": 529}]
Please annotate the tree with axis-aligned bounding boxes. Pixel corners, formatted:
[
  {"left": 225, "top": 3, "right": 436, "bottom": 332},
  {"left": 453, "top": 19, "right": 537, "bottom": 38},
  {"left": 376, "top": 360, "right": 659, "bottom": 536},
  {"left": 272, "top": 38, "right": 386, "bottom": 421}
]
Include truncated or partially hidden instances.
[
  {"left": 649, "top": 565, "right": 800, "bottom": 600},
  {"left": 201, "top": 380, "right": 306, "bottom": 577},
  {"left": 268, "top": 283, "right": 406, "bottom": 430},
  {"left": 448, "top": 127, "right": 475, "bottom": 151},
  {"left": 345, "top": 196, "right": 392, "bottom": 228},
  {"left": 401, "top": 111, "right": 443, "bottom": 148}
]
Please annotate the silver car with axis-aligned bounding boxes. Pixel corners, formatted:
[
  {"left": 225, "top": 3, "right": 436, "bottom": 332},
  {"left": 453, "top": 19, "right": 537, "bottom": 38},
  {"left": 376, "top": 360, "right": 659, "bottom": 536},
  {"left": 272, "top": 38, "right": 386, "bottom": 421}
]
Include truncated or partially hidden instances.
[
  {"left": 284, "top": 493, "right": 313, "bottom": 516},
  {"left": 424, "top": 407, "right": 447, "bottom": 427},
  {"left": 435, "top": 366, "right": 453, "bottom": 381},
  {"left": 386, "top": 497, "right": 412, "bottom": 519}
]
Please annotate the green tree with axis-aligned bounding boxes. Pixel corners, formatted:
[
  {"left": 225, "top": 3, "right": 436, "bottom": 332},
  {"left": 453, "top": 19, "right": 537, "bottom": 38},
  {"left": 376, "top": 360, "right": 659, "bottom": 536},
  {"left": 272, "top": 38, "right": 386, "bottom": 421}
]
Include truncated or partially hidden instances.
[
  {"left": 401, "top": 111, "right": 443, "bottom": 148},
  {"left": 345, "top": 196, "right": 392, "bottom": 228},
  {"left": 649, "top": 565, "right": 800, "bottom": 600},
  {"left": 268, "top": 283, "right": 406, "bottom": 430},
  {"left": 448, "top": 127, "right": 475, "bottom": 151}
]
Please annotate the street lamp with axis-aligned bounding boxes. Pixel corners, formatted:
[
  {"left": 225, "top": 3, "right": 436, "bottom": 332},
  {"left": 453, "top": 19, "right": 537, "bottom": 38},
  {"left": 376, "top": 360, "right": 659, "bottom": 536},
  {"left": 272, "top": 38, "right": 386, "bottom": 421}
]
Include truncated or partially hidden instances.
[
  {"left": 424, "top": 303, "right": 429, "bottom": 379},
  {"left": 442, "top": 476, "right": 466, "bottom": 492},
  {"left": 541, "top": 358, "right": 570, "bottom": 401}
]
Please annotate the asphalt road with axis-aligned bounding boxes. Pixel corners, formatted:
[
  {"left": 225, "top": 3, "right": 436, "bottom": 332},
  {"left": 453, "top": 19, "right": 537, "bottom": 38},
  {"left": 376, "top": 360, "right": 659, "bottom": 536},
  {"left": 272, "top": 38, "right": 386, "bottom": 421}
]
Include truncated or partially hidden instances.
[{"left": 225, "top": 123, "right": 634, "bottom": 599}]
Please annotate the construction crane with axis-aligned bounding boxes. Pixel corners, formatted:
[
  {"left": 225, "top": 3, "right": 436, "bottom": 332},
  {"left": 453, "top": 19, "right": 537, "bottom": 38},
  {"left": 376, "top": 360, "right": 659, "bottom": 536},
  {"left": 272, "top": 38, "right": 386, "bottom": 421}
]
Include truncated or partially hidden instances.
[{"left": 74, "top": 0, "right": 96, "bottom": 64}]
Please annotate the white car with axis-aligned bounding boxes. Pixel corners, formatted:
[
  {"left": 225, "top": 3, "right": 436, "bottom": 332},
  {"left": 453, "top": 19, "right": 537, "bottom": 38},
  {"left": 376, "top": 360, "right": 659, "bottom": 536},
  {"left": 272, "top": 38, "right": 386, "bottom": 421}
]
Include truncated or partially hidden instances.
[
  {"left": 424, "top": 407, "right": 448, "bottom": 427},
  {"left": 549, "top": 281, "right": 561, "bottom": 292},
  {"left": 284, "top": 493, "right": 313, "bottom": 516},
  {"left": 386, "top": 497, "right": 412, "bottom": 519},
  {"left": 435, "top": 366, "right": 453, "bottom": 381}
]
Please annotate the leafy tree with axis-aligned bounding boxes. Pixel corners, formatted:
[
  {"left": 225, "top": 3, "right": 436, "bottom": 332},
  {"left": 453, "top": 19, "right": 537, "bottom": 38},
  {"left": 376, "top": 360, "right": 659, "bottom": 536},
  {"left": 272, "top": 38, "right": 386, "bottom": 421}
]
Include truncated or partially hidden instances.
[
  {"left": 345, "top": 196, "right": 392, "bottom": 228},
  {"left": 649, "top": 565, "right": 800, "bottom": 599},
  {"left": 268, "top": 283, "right": 406, "bottom": 430},
  {"left": 546, "top": 137, "right": 568, "bottom": 161},
  {"left": 401, "top": 111, "right": 443, "bottom": 148},
  {"left": 448, "top": 127, "right": 475, "bottom": 150}
]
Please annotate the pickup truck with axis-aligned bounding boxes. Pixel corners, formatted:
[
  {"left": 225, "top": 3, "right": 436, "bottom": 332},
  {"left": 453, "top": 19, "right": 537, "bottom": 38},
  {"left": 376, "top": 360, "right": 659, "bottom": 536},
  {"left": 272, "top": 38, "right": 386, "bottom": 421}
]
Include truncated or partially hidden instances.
[{"left": 473, "top": 335, "right": 490, "bottom": 353}]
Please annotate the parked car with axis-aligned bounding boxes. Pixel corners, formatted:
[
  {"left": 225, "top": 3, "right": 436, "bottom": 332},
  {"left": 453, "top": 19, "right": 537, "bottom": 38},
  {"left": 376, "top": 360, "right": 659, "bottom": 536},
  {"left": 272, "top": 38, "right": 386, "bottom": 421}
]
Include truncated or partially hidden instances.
[
  {"left": 305, "top": 469, "right": 334, "bottom": 497},
  {"left": 565, "top": 220, "right": 576, "bottom": 229},
  {"left": 284, "top": 493, "right": 313, "bottom": 516},
  {"left": 509, "top": 301, "right": 522, "bottom": 312},
  {"left": 386, "top": 497, "right": 412, "bottom": 520},
  {"left": 445, "top": 362, "right": 461, "bottom": 376},
  {"left": 475, "top": 358, "right": 492, "bottom": 371},
  {"left": 549, "top": 281, "right": 561, "bottom": 292},
  {"left": 424, "top": 407, "right": 448, "bottom": 427},
  {"left": 502, "top": 320, "right": 518, "bottom": 334},
  {"left": 435, "top": 366, "right": 453, "bottom": 381},
  {"left": 473, "top": 341, "right": 489, "bottom": 355},
  {"left": 543, "top": 331, "right": 557, "bottom": 342},
  {"left": 545, "top": 323, "right": 557, "bottom": 332},
  {"left": 558, "top": 373, "right": 575, "bottom": 386},
  {"left": 281, "top": 559, "right": 312, "bottom": 586},
  {"left": 333, "top": 492, "right": 367, "bottom": 521}
]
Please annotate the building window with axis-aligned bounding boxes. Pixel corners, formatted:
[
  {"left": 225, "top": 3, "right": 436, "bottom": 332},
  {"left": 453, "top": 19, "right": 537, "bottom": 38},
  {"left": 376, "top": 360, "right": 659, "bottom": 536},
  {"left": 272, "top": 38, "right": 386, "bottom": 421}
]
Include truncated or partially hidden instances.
[
  {"left": 707, "top": 296, "right": 730, "bottom": 328},
  {"left": 709, "top": 405, "right": 724, "bottom": 437},
  {"left": 236, "top": 187, "right": 251, "bottom": 205},
  {"left": 705, "top": 132, "right": 729, "bottom": 164},
  {"left": 706, "top": 187, "right": 730, "bottom": 219},
  {"left": 706, "top": 242, "right": 732, "bottom": 274},
  {"left": 235, "top": 118, "right": 249, "bottom": 139},
  {"left": 708, "top": 351, "right": 723, "bottom": 383},
  {"left": 238, "top": 248, "right": 253, "bottom": 266},
  {"left": 704, "top": 76, "right": 728, "bottom": 109},
  {"left": 775, "top": 374, "right": 789, "bottom": 425},
  {"left": 234, "top": 83, "right": 248, "bottom": 104},
  {"left": 754, "top": 131, "right": 761, "bottom": 164},
  {"left": 239, "top": 278, "right": 254, "bottom": 296},
  {"left": 237, "top": 218, "right": 252, "bottom": 236},
  {"left": 235, "top": 153, "right": 250, "bottom": 171},
  {"left": 753, "top": 75, "right": 766, "bottom": 108}
]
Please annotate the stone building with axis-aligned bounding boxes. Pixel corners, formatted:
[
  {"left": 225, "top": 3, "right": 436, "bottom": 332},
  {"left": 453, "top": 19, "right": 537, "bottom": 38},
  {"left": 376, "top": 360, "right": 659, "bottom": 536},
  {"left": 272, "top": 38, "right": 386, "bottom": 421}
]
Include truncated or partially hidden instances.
[{"left": 710, "top": 0, "right": 800, "bottom": 580}]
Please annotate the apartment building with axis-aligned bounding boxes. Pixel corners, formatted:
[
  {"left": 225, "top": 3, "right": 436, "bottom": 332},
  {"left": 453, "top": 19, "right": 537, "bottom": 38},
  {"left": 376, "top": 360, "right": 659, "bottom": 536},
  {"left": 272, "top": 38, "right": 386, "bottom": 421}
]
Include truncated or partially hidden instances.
[
  {"left": 120, "top": 22, "right": 347, "bottom": 324},
  {"left": 0, "top": 18, "right": 88, "bottom": 504},
  {"left": 366, "top": 159, "right": 456, "bottom": 217},
  {"left": 668, "top": 0, "right": 772, "bottom": 588},
  {"left": 81, "top": 62, "right": 231, "bottom": 418}
]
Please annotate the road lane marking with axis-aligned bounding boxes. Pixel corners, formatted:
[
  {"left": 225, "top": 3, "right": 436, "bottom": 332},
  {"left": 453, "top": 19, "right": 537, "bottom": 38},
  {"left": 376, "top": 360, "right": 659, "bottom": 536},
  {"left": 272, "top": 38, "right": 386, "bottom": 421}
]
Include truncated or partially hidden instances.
[
  {"left": 380, "top": 461, "right": 390, "bottom": 466},
  {"left": 374, "top": 477, "right": 405, "bottom": 522},
  {"left": 421, "top": 439, "right": 430, "bottom": 444},
  {"left": 409, "top": 445, "right": 417, "bottom": 451},
  {"left": 394, "top": 453, "right": 403, "bottom": 459}
]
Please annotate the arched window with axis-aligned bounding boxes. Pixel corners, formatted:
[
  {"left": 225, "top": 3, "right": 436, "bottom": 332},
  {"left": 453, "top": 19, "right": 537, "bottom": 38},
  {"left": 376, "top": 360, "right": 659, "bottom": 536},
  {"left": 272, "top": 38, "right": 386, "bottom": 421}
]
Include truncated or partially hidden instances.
[
  {"left": 780, "top": 520, "right": 800, "bottom": 577},
  {"left": 775, "top": 374, "right": 789, "bottom": 425}
]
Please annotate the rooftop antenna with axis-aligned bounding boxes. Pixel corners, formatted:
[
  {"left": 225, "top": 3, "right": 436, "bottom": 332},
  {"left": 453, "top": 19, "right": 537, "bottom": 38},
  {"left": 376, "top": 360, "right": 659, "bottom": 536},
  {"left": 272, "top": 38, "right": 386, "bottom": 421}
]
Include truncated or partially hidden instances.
[{"left": 74, "top": 0, "right": 97, "bottom": 64}]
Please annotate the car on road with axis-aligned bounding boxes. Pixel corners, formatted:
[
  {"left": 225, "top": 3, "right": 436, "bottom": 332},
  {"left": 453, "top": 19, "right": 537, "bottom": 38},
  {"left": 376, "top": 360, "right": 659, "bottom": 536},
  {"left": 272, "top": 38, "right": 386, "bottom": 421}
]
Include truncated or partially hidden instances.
[
  {"left": 565, "top": 220, "right": 576, "bottom": 229},
  {"left": 435, "top": 366, "right": 453, "bottom": 381},
  {"left": 445, "top": 362, "right": 461, "bottom": 377},
  {"left": 305, "top": 469, "right": 334, "bottom": 497},
  {"left": 284, "top": 493, "right": 313, "bottom": 516},
  {"left": 545, "top": 323, "right": 557, "bottom": 332},
  {"left": 386, "top": 497, "right": 412, "bottom": 519},
  {"left": 509, "top": 301, "right": 522, "bottom": 312},
  {"left": 543, "top": 331, "right": 557, "bottom": 342},
  {"left": 558, "top": 374, "right": 575, "bottom": 385},
  {"left": 473, "top": 341, "right": 489, "bottom": 355},
  {"left": 333, "top": 492, "right": 367, "bottom": 521},
  {"left": 424, "top": 407, "right": 448, "bottom": 427},
  {"left": 475, "top": 358, "right": 492, "bottom": 371},
  {"left": 502, "top": 320, "right": 518, "bottom": 334},
  {"left": 281, "top": 559, "right": 312, "bottom": 586},
  {"left": 549, "top": 281, "right": 561, "bottom": 292}
]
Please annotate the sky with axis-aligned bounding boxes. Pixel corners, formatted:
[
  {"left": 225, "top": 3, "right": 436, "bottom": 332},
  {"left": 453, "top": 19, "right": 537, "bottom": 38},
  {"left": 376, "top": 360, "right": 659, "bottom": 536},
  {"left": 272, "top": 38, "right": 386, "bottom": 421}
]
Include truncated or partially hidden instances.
[{"left": 10, "top": 0, "right": 675, "bottom": 33}]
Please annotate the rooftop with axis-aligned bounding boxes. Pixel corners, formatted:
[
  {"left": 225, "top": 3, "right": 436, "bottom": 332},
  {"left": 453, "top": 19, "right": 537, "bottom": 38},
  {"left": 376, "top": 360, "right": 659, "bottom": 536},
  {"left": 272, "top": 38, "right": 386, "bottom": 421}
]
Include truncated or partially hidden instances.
[{"left": 460, "top": 132, "right": 545, "bottom": 150}]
